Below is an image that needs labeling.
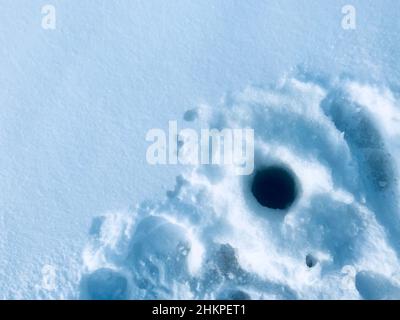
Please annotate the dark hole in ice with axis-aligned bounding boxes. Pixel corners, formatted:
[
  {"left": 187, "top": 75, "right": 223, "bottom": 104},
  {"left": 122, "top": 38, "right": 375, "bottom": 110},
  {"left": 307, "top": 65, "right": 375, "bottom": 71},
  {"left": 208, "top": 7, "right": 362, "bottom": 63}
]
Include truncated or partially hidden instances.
[
  {"left": 251, "top": 166, "right": 297, "bottom": 210},
  {"left": 306, "top": 254, "right": 317, "bottom": 268}
]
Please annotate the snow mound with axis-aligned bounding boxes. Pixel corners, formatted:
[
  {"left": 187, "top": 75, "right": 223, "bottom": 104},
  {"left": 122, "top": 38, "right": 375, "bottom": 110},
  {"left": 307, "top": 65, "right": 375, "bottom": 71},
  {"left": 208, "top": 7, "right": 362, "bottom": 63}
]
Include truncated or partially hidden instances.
[{"left": 80, "top": 77, "right": 400, "bottom": 299}]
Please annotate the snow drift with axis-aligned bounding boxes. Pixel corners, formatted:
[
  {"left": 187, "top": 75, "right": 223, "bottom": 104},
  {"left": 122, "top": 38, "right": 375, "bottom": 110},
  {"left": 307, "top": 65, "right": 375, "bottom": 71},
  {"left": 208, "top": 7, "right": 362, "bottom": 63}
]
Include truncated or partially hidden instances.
[{"left": 80, "top": 76, "right": 400, "bottom": 299}]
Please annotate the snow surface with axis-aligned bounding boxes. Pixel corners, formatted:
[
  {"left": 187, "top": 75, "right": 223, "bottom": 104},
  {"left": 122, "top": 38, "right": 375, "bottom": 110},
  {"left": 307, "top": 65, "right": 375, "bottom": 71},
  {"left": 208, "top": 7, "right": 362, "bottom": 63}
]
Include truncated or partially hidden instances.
[
  {"left": 1, "top": 0, "right": 400, "bottom": 299},
  {"left": 81, "top": 78, "right": 400, "bottom": 299}
]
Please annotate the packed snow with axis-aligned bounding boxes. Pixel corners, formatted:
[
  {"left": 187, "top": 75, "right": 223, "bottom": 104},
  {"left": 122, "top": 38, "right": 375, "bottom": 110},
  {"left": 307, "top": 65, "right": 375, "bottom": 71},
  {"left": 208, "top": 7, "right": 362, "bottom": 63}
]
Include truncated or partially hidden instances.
[{"left": 81, "top": 77, "right": 400, "bottom": 299}]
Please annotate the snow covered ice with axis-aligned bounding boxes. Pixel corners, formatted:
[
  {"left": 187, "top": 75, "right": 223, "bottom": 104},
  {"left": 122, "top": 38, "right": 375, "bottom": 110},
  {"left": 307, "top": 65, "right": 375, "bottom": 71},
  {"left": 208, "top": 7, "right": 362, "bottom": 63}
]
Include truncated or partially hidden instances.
[
  {"left": 81, "top": 78, "right": 400, "bottom": 299},
  {"left": 1, "top": 1, "right": 400, "bottom": 300}
]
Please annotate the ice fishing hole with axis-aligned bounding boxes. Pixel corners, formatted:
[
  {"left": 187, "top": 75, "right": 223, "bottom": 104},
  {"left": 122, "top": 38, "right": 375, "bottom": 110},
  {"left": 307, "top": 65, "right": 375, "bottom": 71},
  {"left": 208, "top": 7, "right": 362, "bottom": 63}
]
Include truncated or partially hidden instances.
[{"left": 251, "top": 166, "right": 298, "bottom": 210}]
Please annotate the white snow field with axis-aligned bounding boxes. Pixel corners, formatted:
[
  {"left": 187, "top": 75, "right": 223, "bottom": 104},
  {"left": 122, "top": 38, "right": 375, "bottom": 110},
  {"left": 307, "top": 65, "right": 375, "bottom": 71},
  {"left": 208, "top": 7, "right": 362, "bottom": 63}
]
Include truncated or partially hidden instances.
[{"left": 1, "top": 1, "right": 400, "bottom": 299}]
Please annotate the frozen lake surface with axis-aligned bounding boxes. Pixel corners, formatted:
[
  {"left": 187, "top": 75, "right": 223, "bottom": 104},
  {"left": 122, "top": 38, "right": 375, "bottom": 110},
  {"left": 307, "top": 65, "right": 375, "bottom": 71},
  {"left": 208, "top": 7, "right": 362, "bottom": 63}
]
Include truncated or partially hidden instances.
[{"left": 0, "top": 0, "right": 399, "bottom": 299}]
